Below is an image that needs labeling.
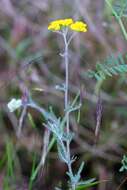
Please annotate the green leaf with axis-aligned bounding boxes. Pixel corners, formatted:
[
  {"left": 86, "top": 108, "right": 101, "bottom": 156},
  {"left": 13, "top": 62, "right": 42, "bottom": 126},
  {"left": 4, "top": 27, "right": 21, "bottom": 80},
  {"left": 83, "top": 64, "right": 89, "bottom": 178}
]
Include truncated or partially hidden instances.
[
  {"left": 119, "top": 154, "right": 127, "bottom": 172},
  {"left": 76, "top": 179, "right": 107, "bottom": 190},
  {"left": 16, "top": 38, "right": 32, "bottom": 58},
  {"left": 87, "top": 53, "right": 127, "bottom": 81},
  {"left": 28, "top": 113, "right": 37, "bottom": 129}
]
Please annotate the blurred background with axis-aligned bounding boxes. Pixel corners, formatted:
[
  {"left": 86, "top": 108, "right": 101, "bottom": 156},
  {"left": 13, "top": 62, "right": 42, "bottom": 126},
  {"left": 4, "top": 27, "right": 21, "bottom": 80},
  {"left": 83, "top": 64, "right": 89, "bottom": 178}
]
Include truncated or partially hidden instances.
[{"left": 0, "top": 0, "right": 127, "bottom": 189}]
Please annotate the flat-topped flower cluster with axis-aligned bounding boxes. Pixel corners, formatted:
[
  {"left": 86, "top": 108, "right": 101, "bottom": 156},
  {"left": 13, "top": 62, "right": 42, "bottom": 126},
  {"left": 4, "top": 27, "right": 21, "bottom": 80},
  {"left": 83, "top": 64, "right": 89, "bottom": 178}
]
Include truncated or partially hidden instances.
[{"left": 48, "top": 18, "right": 87, "bottom": 32}]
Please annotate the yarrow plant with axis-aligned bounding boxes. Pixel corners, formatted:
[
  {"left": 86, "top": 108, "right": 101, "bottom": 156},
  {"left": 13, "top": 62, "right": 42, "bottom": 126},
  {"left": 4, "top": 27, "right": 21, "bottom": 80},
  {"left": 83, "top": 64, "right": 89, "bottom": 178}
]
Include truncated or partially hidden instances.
[
  {"left": 48, "top": 18, "right": 88, "bottom": 190},
  {"left": 7, "top": 18, "right": 98, "bottom": 190}
]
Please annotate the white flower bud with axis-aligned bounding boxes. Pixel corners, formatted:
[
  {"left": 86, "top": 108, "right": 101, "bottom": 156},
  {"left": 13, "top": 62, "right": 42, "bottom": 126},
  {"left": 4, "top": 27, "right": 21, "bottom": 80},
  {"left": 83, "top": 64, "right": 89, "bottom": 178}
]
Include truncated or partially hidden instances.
[{"left": 7, "top": 98, "right": 22, "bottom": 112}]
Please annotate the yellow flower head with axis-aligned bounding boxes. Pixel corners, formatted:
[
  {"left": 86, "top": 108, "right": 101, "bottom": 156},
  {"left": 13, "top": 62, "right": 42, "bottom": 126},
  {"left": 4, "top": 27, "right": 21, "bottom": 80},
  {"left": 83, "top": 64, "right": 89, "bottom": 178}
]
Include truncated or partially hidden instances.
[
  {"left": 70, "top": 21, "right": 87, "bottom": 32},
  {"left": 48, "top": 18, "right": 74, "bottom": 31}
]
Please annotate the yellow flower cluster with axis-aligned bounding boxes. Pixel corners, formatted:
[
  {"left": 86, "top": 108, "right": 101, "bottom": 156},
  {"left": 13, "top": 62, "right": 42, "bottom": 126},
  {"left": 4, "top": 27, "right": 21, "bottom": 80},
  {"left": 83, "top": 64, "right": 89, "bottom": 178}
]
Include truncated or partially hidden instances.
[
  {"left": 48, "top": 18, "right": 73, "bottom": 31},
  {"left": 70, "top": 21, "right": 87, "bottom": 32},
  {"left": 48, "top": 18, "right": 87, "bottom": 32}
]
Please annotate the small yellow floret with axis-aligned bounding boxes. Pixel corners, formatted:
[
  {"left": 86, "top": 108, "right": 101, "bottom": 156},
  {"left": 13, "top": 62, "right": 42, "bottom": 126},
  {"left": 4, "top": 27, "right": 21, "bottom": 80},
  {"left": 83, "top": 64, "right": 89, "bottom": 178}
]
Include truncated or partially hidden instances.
[
  {"left": 70, "top": 21, "right": 87, "bottom": 32},
  {"left": 48, "top": 18, "right": 73, "bottom": 31},
  {"left": 48, "top": 23, "right": 61, "bottom": 31},
  {"left": 60, "top": 18, "right": 73, "bottom": 26}
]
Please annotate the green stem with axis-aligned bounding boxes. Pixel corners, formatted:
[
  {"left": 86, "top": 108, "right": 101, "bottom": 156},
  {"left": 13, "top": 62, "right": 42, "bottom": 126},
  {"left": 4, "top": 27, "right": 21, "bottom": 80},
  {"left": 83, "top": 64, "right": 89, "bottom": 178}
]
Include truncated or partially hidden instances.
[
  {"left": 105, "top": 0, "right": 127, "bottom": 41},
  {"left": 118, "top": 18, "right": 127, "bottom": 41}
]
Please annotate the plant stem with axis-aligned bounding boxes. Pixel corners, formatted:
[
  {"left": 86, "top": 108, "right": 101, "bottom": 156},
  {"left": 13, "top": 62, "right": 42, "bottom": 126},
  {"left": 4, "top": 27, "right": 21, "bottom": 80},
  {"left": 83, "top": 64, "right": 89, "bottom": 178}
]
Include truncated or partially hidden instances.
[
  {"left": 118, "top": 18, "right": 127, "bottom": 41},
  {"left": 63, "top": 31, "right": 75, "bottom": 190},
  {"left": 105, "top": 0, "right": 127, "bottom": 41}
]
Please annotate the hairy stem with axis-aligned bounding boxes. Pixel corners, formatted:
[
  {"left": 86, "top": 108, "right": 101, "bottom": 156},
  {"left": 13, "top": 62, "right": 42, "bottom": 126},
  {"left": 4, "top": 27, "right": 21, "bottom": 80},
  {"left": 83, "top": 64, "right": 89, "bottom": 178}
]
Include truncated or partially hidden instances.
[{"left": 63, "top": 31, "right": 75, "bottom": 190}]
